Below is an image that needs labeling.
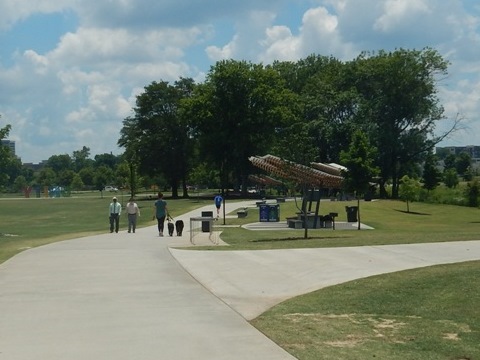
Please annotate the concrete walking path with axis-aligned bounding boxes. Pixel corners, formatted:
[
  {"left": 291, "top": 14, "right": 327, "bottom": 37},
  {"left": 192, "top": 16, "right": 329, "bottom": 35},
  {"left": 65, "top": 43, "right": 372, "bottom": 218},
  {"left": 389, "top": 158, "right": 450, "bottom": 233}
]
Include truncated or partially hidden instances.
[{"left": 1, "top": 199, "right": 479, "bottom": 359}]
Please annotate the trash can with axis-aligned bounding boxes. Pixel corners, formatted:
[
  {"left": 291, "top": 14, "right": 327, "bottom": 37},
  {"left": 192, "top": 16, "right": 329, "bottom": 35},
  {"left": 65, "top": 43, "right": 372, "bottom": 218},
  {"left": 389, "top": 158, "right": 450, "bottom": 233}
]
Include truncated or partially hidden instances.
[
  {"left": 201, "top": 211, "right": 213, "bottom": 232},
  {"left": 268, "top": 204, "right": 280, "bottom": 222},
  {"left": 259, "top": 204, "right": 280, "bottom": 222},
  {"left": 345, "top": 206, "right": 358, "bottom": 222},
  {"left": 259, "top": 204, "right": 270, "bottom": 222}
]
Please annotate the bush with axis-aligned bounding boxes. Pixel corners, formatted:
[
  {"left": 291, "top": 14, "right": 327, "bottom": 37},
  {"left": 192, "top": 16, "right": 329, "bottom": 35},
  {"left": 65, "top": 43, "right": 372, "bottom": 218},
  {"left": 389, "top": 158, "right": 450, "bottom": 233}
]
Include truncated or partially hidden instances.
[{"left": 465, "top": 180, "right": 480, "bottom": 207}]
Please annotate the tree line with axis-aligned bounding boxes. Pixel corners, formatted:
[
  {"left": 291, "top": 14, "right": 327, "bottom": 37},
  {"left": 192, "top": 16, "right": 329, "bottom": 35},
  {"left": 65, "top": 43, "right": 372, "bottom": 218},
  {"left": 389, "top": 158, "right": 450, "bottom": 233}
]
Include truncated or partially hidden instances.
[
  {"left": 1, "top": 48, "right": 464, "bottom": 198},
  {"left": 119, "top": 48, "right": 458, "bottom": 198}
]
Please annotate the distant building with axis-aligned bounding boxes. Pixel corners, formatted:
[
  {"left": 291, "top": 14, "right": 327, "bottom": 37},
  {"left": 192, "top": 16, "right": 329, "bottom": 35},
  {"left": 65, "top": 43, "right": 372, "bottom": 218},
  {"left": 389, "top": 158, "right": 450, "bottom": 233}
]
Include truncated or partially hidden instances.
[
  {"left": 1, "top": 139, "right": 15, "bottom": 156},
  {"left": 436, "top": 145, "right": 480, "bottom": 158},
  {"left": 436, "top": 145, "right": 480, "bottom": 170},
  {"left": 23, "top": 161, "right": 48, "bottom": 171}
]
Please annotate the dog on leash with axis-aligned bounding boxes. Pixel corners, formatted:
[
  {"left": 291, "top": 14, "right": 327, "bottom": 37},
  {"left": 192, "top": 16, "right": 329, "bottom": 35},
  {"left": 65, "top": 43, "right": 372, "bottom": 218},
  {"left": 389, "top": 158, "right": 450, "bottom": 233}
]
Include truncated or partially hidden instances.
[
  {"left": 167, "top": 220, "right": 175, "bottom": 236},
  {"left": 175, "top": 220, "right": 184, "bottom": 236}
]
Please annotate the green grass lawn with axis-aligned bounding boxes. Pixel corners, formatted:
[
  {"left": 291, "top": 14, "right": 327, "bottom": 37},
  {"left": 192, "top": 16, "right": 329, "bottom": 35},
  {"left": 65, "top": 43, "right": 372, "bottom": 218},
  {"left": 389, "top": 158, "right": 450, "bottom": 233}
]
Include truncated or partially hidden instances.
[
  {"left": 1, "top": 194, "right": 479, "bottom": 359},
  {"left": 213, "top": 199, "right": 480, "bottom": 250},
  {"left": 252, "top": 261, "right": 480, "bottom": 360},
  {"left": 0, "top": 193, "right": 212, "bottom": 264}
]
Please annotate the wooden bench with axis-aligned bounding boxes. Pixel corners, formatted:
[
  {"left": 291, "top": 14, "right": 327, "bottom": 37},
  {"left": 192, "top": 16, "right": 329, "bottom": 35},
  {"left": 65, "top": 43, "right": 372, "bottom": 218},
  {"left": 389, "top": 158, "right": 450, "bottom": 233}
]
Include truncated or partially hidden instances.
[{"left": 237, "top": 208, "right": 248, "bottom": 218}]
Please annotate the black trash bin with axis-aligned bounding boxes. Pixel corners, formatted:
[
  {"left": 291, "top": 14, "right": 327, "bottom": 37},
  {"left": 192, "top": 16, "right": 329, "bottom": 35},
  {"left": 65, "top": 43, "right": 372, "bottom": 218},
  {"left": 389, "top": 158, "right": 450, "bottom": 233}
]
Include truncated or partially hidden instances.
[
  {"left": 345, "top": 206, "right": 358, "bottom": 222},
  {"left": 201, "top": 211, "right": 213, "bottom": 232}
]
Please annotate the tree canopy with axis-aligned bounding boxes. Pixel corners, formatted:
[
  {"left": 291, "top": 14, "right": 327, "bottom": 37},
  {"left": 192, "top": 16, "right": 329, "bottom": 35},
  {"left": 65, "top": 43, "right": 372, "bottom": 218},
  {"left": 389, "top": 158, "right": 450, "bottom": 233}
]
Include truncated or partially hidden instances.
[
  {"left": 115, "top": 49, "right": 455, "bottom": 198},
  {"left": 2, "top": 48, "right": 458, "bottom": 199}
]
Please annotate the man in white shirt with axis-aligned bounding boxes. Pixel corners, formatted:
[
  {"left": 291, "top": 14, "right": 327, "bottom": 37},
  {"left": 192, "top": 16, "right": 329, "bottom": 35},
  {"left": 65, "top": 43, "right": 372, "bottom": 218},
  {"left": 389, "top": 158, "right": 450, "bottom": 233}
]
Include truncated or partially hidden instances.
[
  {"left": 126, "top": 197, "right": 140, "bottom": 233},
  {"left": 109, "top": 197, "right": 122, "bottom": 233}
]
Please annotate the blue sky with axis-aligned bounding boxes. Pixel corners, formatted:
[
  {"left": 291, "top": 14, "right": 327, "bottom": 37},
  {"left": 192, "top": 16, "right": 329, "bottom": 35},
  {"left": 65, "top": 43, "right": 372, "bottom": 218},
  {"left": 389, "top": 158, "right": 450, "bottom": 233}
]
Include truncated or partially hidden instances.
[{"left": 1, "top": 0, "right": 479, "bottom": 163}]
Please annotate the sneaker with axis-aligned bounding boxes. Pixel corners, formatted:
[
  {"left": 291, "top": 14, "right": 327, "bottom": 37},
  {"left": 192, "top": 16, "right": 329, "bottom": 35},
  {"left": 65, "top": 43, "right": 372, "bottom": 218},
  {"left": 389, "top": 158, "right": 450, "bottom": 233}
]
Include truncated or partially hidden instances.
[{"left": 159, "top": 231, "right": 163, "bottom": 237}]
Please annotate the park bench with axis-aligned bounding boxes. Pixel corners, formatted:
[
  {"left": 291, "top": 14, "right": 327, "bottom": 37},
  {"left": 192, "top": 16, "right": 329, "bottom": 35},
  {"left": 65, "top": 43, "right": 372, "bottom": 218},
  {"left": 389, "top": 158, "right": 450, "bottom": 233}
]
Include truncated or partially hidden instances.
[
  {"left": 286, "top": 216, "right": 303, "bottom": 229},
  {"left": 237, "top": 208, "right": 248, "bottom": 218}
]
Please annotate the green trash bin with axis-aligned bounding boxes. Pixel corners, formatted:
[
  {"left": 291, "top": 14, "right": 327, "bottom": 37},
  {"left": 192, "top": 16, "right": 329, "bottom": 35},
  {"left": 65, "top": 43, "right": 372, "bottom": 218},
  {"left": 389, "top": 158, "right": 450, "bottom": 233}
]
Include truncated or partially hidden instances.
[{"left": 268, "top": 204, "right": 280, "bottom": 222}]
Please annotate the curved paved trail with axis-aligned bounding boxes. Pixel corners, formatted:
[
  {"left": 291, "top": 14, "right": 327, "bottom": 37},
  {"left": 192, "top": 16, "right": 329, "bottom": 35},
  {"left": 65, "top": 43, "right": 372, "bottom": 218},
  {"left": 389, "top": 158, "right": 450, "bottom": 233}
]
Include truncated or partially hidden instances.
[{"left": 1, "top": 199, "right": 479, "bottom": 359}]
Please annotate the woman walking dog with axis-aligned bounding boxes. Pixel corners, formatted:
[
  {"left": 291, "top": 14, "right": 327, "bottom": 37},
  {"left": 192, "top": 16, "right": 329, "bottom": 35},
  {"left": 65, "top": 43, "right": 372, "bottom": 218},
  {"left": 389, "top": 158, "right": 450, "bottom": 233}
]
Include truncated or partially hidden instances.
[{"left": 153, "top": 192, "right": 168, "bottom": 236}]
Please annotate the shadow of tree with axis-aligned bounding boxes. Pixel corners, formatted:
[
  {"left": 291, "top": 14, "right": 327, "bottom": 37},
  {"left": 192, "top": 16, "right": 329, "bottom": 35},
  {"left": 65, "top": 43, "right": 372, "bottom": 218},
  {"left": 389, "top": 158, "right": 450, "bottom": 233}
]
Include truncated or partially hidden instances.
[
  {"left": 394, "top": 209, "right": 431, "bottom": 216},
  {"left": 250, "top": 235, "right": 350, "bottom": 243}
]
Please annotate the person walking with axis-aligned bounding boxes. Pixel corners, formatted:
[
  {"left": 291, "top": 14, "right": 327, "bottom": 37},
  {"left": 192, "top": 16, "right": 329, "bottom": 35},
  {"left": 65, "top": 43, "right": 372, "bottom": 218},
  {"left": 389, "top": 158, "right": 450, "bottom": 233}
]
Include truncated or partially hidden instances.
[
  {"left": 126, "top": 197, "right": 140, "bottom": 233},
  {"left": 153, "top": 192, "right": 168, "bottom": 236},
  {"left": 214, "top": 194, "right": 223, "bottom": 219},
  {"left": 109, "top": 196, "right": 122, "bottom": 233}
]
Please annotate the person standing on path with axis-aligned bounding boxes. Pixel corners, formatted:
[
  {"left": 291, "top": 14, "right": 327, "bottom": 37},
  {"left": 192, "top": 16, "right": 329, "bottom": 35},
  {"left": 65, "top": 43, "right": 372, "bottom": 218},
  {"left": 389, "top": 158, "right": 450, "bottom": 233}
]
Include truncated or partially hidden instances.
[
  {"left": 153, "top": 192, "right": 168, "bottom": 236},
  {"left": 126, "top": 197, "right": 140, "bottom": 233},
  {"left": 109, "top": 196, "right": 122, "bottom": 233}
]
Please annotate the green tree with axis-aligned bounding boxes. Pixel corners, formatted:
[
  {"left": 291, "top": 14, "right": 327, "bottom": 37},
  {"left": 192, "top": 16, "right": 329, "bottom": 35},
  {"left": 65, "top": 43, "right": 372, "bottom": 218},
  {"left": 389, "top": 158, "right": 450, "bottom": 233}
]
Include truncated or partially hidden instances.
[
  {"left": 465, "top": 180, "right": 480, "bottom": 207},
  {"left": 119, "top": 78, "right": 195, "bottom": 198},
  {"left": 2, "top": 154, "right": 22, "bottom": 190},
  {"left": 435, "top": 147, "right": 451, "bottom": 160},
  {"left": 46, "top": 154, "right": 73, "bottom": 173},
  {"left": 399, "top": 175, "right": 421, "bottom": 213},
  {"left": 188, "top": 163, "right": 220, "bottom": 189},
  {"left": 188, "top": 60, "right": 296, "bottom": 194},
  {"left": 422, "top": 151, "right": 441, "bottom": 192},
  {"left": 443, "top": 168, "right": 459, "bottom": 188},
  {"left": 57, "top": 169, "right": 76, "bottom": 187},
  {"left": 0, "top": 122, "right": 13, "bottom": 188},
  {"left": 353, "top": 48, "right": 451, "bottom": 199},
  {"left": 115, "top": 162, "right": 130, "bottom": 191},
  {"left": 13, "top": 175, "right": 28, "bottom": 192},
  {"left": 272, "top": 55, "right": 362, "bottom": 164},
  {"left": 455, "top": 152, "right": 471, "bottom": 177},
  {"left": 70, "top": 173, "right": 84, "bottom": 191},
  {"left": 94, "top": 165, "right": 114, "bottom": 196},
  {"left": 78, "top": 167, "right": 95, "bottom": 187},
  {"left": 443, "top": 153, "right": 456, "bottom": 170},
  {"left": 94, "top": 153, "right": 120, "bottom": 170},
  {"left": 35, "top": 167, "right": 56, "bottom": 187},
  {"left": 302, "top": 59, "right": 361, "bottom": 163},
  {"left": 72, "top": 146, "right": 93, "bottom": 172},
  {"left": 340, "top": 130, "right": 379, "bottom": 229}
]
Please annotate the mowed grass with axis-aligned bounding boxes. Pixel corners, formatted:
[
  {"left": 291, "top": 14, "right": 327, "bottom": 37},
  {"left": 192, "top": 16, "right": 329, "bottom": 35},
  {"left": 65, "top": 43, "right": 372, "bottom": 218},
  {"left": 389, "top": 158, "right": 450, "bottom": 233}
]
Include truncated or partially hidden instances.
[
  {"left": 1, "top": 195, "right": 480, "bottom": 359},
  {"left": 252, "top": 261, "right": 480, "bottom": 360},
  {"left": 215, "top": 198, "right": 480, "bottom": 250},
  {"left": 0, "top": 193, "right": 211, "bottom": 264},
  {"left": 221, "top": 199, "right": 480, "bottom": 358}
]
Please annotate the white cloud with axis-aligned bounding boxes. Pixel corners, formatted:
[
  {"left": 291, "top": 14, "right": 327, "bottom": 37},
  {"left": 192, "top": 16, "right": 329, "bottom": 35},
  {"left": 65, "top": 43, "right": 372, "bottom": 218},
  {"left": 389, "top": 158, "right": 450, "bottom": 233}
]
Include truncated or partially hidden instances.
[
  {"left": 206, "top": 10, "right": 277, "bottom": 62},
  {"left": 258, "top": 6, "right": 356, "bottom": 63},
  {"left": 1, "top": 0, "right": 480, "bottom": 161},
  {"left": 0, "top": 0, "right": 72, "bottom": 30},
  {"left": 374, "top": 0, "right": 431, "bottom": 33},
  {"left": 260, "top": 25, "right": 299, "bottom": 62}
]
